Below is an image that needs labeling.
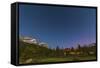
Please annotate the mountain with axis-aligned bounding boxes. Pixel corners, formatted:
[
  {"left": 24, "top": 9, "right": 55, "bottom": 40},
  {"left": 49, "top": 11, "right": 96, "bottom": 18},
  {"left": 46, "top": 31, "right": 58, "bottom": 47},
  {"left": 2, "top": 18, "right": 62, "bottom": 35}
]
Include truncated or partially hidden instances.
[
  {"left": 19, "top": 40, "right": 51, "bottom": 64},
  {"left": 20, "top": 36, "right": 38, "bottom": 44},
  {"left": 19, "top": 36, "right": 48, "bottom": 48}
]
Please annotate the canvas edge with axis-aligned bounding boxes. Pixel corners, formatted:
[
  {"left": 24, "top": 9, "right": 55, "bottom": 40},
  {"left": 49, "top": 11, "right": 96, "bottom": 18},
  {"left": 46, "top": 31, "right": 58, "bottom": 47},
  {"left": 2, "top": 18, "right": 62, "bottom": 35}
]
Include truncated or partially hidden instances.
[{"left": 11, "top": 2, "right": 98, "bottom": 66}]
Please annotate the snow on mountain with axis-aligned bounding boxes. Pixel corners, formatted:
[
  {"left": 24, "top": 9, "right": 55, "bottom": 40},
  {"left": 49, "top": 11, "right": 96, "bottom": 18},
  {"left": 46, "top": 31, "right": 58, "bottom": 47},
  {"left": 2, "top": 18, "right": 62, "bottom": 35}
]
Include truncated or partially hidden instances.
[{"left": 20, "top": 36, "right": 48, "bottom": 48}]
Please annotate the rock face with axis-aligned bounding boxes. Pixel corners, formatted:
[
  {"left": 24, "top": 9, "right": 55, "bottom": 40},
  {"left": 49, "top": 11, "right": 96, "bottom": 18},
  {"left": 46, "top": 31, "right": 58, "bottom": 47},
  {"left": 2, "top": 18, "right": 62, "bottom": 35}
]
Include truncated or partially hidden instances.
[
  {"left": 20, "top": 36, "right": 38, "bottom": 44},
  {"left": 39, "top": 42, "right": 48, "bottom": 48},
  {"left": 25, "top": 58, "right": 33, "bottom": 63},
  {"left": 23, "top": 37, "right": 37, "bottom": 44},
  {"left": 20, "top": 36, "right": 48, "bottom": 48}
]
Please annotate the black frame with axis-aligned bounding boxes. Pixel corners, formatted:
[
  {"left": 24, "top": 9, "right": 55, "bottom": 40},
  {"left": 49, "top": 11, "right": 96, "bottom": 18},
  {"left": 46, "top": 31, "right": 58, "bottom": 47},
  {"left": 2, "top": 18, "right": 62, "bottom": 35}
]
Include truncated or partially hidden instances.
[{"left": 11, "top": 2, "right": 97, "bottom": 66}]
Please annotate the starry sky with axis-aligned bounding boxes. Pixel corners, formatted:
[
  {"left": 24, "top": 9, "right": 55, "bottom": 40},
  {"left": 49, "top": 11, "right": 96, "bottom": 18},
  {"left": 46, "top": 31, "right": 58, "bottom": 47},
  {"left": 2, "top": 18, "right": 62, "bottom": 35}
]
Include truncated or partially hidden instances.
[{"left": 19, "top": 4, "right": 96, "bottom": 48}]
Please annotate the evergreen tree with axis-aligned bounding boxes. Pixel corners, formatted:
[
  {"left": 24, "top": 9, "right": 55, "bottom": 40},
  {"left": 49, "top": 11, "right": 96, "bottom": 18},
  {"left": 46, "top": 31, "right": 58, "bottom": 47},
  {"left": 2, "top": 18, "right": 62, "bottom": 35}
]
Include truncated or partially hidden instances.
[{"left": 78, "top": 44, "right": 81, "bottom": 49}]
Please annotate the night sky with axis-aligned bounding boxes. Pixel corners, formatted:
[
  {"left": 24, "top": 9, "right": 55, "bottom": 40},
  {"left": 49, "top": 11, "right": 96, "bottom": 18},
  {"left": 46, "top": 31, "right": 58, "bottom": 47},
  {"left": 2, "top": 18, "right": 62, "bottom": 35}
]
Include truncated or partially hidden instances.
[{"left": 19, "top": 4, "right": 96, "bottom": 48}]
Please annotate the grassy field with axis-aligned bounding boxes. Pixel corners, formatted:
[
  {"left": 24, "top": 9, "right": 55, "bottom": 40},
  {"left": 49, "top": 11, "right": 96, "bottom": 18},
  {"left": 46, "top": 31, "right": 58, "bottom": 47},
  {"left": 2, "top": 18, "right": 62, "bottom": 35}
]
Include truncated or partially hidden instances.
[
  {"left": 19, "top": 56, "right": 96, "bottom": 64},
  {"left": 30, "top": 56, "right": 96, "bottom": 63}
]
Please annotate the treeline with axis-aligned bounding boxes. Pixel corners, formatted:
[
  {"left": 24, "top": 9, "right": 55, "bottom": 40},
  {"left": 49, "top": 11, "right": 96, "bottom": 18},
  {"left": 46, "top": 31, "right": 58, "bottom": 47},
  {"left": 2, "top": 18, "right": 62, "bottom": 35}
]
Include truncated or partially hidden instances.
[
  {"left": 19, "top": 41, "right": 96, "bottom": 64},
  {"left": 64, "top": 44, "right": 96, "bottom": 57}
]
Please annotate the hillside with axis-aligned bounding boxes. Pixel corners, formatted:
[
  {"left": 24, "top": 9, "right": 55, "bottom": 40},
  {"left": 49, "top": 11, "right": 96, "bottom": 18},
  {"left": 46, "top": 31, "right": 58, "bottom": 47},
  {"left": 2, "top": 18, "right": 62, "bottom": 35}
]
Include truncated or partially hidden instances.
[
  {"left": 19, "top": 40, "right": 96, "bottom": 64},
  {"left": 19, "top": 40, "right": 54, "bottom": 64}
]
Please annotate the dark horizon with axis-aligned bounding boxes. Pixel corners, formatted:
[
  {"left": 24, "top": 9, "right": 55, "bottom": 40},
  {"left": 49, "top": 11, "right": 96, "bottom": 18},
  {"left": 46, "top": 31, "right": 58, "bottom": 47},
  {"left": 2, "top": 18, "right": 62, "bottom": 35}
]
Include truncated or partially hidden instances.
[{"left": 19, "top": 4, "right": 96, "bottom": 48}]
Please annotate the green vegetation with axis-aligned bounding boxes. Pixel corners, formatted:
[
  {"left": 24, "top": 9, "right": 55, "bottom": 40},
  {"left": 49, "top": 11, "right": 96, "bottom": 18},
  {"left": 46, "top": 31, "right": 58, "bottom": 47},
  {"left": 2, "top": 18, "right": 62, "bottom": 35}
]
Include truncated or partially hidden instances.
[{"left": 19, "top": 41, "right": 96, "bottom": 64}]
